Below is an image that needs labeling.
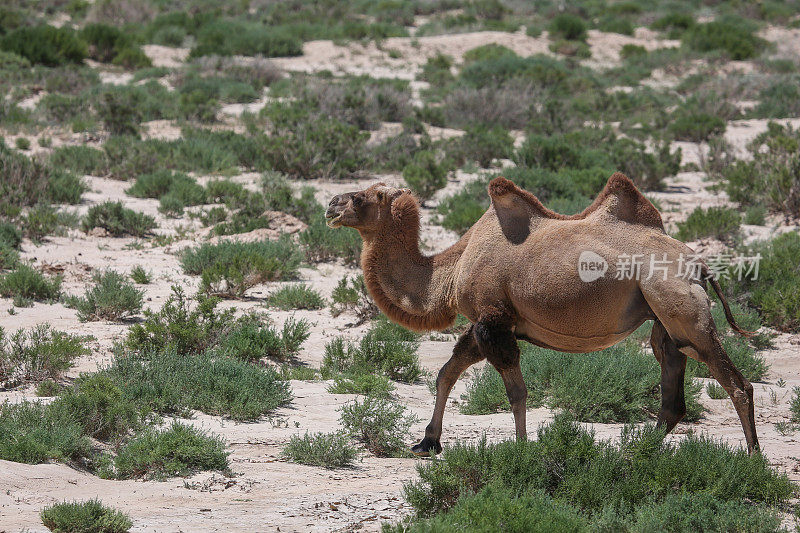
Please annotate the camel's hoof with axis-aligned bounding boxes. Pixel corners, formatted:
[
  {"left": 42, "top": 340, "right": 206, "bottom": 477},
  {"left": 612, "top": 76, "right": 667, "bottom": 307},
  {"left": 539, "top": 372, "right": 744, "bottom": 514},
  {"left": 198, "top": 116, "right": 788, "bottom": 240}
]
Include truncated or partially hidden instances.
[{"left": 411, "top": 437, "right": 442, "bottom": 457}]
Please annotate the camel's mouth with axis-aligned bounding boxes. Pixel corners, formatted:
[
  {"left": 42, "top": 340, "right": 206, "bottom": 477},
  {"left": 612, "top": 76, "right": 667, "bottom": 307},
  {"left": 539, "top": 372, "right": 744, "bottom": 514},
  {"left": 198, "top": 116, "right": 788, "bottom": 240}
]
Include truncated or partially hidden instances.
[{"left": 325, "top": 214, "right": 343, "bottom": 228}]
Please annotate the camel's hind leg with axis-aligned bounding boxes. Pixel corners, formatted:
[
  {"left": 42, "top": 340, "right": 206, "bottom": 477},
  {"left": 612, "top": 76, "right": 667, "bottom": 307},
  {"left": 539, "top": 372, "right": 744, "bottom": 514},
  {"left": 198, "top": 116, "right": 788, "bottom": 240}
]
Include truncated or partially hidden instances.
[
  {"left": 650, "top": 320, "right": 687, "bottom": 432},
  {"left": 411, "top": 325, "right": 484, "bottom": 457},
  {"left": 643, "top": 282, "right": 759, "bottom": 453}
]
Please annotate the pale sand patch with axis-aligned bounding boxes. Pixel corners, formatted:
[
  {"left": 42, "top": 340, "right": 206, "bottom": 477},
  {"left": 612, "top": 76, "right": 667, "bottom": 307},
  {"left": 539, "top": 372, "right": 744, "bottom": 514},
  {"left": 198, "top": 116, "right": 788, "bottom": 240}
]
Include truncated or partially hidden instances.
[{"left": 142, "top": 45, "right": 190, "bottom": 68}]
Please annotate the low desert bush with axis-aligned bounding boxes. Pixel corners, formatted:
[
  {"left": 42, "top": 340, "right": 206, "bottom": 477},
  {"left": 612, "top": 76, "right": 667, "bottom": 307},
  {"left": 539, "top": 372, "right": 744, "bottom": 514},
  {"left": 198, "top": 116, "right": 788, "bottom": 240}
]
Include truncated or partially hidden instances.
[
  {"left": 217, "top": 316, "right": 310, "bottom": 362},
  {"left": 321, "top": 319, "right": 422, "bottom": 384},
  {"left": 126, "top": 170, "right": 206, "bottom": 206},
  {"left": 651, "top": 12, "right": 695, "bottom": 38},
  {"left": 0, "top": 222, "right": 22, "bottom": 250},
  {"left": 49, "top": 145, "right": 107, "bottom": 176},
  {"left": 548, "top": 14, "right": 587, "bottom": 41},
  {"left": 330, "top": 274, "right": 379, "bottom": 322},
  {"left": 299, "top": 217, "right": 362, "bottom": 265},
  {"left": 706, "top": 382, "right": 728, "bottom": 399},
  {"left": 0, "top": 145, "right": 86, "bottom": 207},
  {"left": 180, "top": 236, "right": 302, "bottom": 297},
  {"left": 791, "top": 387, "right": 800, "bottom": 423},
  {"left": 54, "top": 372, "right": 144, "bottom": 442},
  {"left": 327, "top": 372, "right": 395, "bottom": 397},
  {"left": 682, "top": 18, "right": 765, "bottom": 60},
  {"left": 402, "top": 150, "right": 449, "bottom": 202},
  {"left": 0, "top": 401, "right": 90, "bottom": 464},
  {"left": 108, "top": 348, "right": 292, "bottom": 421},
  {"left": 0, "top": 264, "right": 62, "bottom": 302},
  {"left": 669, "top": 111, "right": 726, "bottom": 141},
  {"left": 598, "top": 16, "right": 634, "bottom": 36},
  {"left": 40, "top": 499, "right": 132, "bottom": 533},
  {"left": 721, "top": 122, "right": 800, "bottom": 217},
  {"left": 0, "top": 325, "right": 90, "bottom": 389},
  {"left": 67, "top": 270, "right": 144, "bottom": 322},
  {"left": 81, "top": 22, "right": 151, "bottom": 69},
  {"left": 339, "top": 395, "right": 418, "bottom": 458},
  {"left": 129, "top": 266, "right": 151, "bottom": 284},
  {"left": 754, "top": 77, "right": 800, "bottom": 118},
  {"left": 282, "top": 431, "right": 357, "bottom": 468},
  {"left": 81, "top": 202, "right": 156, "bottom": 237},
  {"left": 674, "top": 206, "right": 741, "bottom": 241},
  {"left": 419, "top": 53, "right": 454, "bottom": 86},
  {"left": 266, "top": 284, "right": 325, "bottom": 310},
  {"left": 110, "top": 422, "right": 228, "bottom": 480},
  {"left": 446, "top": 125, "right": 513, "bottom": 168},
  {"left": 190, "top": 20, "right": 302, "bottom": 59},
  {"left": 125, "top": 286, "right": 235, "bottom": 355},
  {"left": 0, "top": 25, "right": 87, "bottom": 66},
  {"left": 401, "top": 416, "right": 795, "bottom": 523},
  {"left": 725, "top": 232, "right": 800, "bottom": 332},
  {"left": 461, "top": 340, "right": 702, "bottom": 423}
]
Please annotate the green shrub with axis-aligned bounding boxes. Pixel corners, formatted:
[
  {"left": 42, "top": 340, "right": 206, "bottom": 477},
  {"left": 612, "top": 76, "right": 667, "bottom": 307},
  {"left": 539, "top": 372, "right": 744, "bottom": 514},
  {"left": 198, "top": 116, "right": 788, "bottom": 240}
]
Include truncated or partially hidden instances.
[
  {"left": 791, "top": 386, "right": 800, "bottom": 423},
  {"left": 54, "top": 372, "right": 144, "bottom": 442},
  {"left": 68, "top": 270, "right": 144, "bottom": 322},
  {"left": 96, "top": 90, "right": 143, "bottom": 136},
  {"left": 675, "top": 206, "right": 741, "bottom": 241},
  {"left": 721, "top": 123, "right": 800, "bottom": 217},
  {"left": 461, "top": 340, "right": 703, "bottom": 423},
  {"left": 81, "top": 201, "right": 156, "bottom": 237},
  {"left": 129, "top": 266, "right": 151, "bottom": 284},
  {"left": 0, "top": 145, "right": 86, "bottom": 207},
  {"left": 111, "top": 422, "right": 228, "bottom": 480},
  {"left": 330, "top": 274, "right": 379, "bottom": 322},
  {"left": 446, "top": 125, "right": 513, "bottom": 168},
  {"left": 463, "top": 44, "right": 516, "bottom": 64},
  {"left": 459, "top": 54, "right": 569, "bottom": 89},
  {"left": 754, "top": 77, "right": 800, "bottom": 118},
  {"left": 706, "top": 382, "right": 727, "bottom": 399},
  {"left": 620, "top": 44, "right": 647, "bottom": 59},
  {"left": 299, "top": 217, "right": 362, "bottom": 265},
  {"left": 36, "top": 379, "right": 61, "bottom": 397},
  {"left": 339, "top": 395, "right": 418, "bottom": 458},
  {"left": 682, "top": 18, "right": 765, "bottom": 60},
  {"left": 0, "top": 263, "right": 62, "bottom": 301},
  {"left": 217, "top": 316, "right": 310, "bottom": 362},
  {"left": 598, "top": 17, "right": 634, "bottom": 36},
  {"left": 419, "top": 53, "right": 454, "bottom": 86},
  {"left": 40, "top": 499, "right": 132, "bottom": 533},
  {"left": 111, "top": 46, "right": 152, "bottom": 69},
  {"left": 126, "top": 286, "right": 235, "bottom": 355},
  {"left": 549, "top": 38, "right": 591, "bottom": 58},
  {"left": 49, "top": 146, "right": 107, "bottom": 175},
  {"left": 180, "top": 236, "right": 302, "bottom": 297},
  {"left": 402, "top": 416, "right": 795, "bottom": 520},
  {"left": 267, "top": 284, "right": 325, "bottom": 310},
  {"left": 190, "top": 20, "right": 302, "bottom": 58},
  {"left": 0, "top": 25, "right": 87, "bottom": 66},
  {"left": 328, "top": 372, "right": 395, "bottom": 397},
  {"left": 651, "top": 13, "right": 695, "bottom": 38},
  {"left": 321, "top": 319, "right": 422, "bottom": 384},
  {"left": 0, "top": 244, "right": 19, "bottom": 271},
  {"left": 0, "top": 325, "right": 89, "bottom": 389},
  {"left": 107, "top": 348, "right": 292, "bottom": 421},
  {"left": 126, "top": 170, "right": 206, "bottom": 205},
  {"left": 726, "top": 232, "right": 800, "bottom": 332},
  {"left": 669, "top": 111, "right": 726, "bottom": 141},
  {"left": 282, "top": 431, "right": 357, "bottom": 469},
  {"left": 0, "top": 401, "right": 90, "bottom": 464},
  {"left": 14, "top": 137, "right": 29, "bottom": 150},
  {"left": 548, "top": 14, "right": 587, "bottom": 41},
  {"left": 0, "top": 221, "right": 22, "bottom": 249},
  {"left": 403, "top": 150, "right": 449, "bottom": 201}
]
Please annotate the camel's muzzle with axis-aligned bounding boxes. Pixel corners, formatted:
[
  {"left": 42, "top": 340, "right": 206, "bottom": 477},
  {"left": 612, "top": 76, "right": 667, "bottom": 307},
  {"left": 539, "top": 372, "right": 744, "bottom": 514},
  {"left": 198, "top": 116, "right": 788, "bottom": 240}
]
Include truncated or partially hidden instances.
[{"left": 325, "top": 192, "right": 355, "bottom": 228}]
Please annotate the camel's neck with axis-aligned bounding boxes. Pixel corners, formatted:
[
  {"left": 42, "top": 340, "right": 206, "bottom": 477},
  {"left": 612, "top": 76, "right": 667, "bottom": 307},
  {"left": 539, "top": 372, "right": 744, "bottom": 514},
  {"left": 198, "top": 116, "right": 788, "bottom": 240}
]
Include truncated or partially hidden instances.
[{"left": 359, "top": 201, "right": 465, "bottom": 332}]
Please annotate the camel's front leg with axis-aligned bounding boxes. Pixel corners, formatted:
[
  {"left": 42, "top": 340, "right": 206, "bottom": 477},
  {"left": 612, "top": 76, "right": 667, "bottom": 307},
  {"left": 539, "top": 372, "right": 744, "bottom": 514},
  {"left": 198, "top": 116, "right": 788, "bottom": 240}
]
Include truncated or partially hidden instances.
[
  {"left": 474, "top": 313, "right": 528, "bottom": 440},
  {"left": 412, "top": 325, "right": 484, "bottom": 457}
]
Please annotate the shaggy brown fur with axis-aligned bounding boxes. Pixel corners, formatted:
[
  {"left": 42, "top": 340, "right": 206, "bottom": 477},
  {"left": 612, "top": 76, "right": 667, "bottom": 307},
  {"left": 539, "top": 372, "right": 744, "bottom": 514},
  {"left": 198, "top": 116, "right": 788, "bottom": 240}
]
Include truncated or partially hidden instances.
[{"left": 325, "top": 174, "right": 760, "bottom": 455}]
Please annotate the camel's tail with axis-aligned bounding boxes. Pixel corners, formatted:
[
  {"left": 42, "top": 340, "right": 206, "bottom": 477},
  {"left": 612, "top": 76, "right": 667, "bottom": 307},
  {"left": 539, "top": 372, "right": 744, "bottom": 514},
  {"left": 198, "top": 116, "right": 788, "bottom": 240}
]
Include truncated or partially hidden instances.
[{"left": 703, "top": 265, "right": 756, "bottom": 337}]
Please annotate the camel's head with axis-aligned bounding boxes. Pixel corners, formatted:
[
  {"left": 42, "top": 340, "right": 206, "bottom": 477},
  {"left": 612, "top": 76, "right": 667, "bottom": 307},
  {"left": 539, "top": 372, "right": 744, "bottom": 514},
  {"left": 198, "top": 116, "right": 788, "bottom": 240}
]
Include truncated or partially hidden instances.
[{"left": 325, "top": 183, "right": 412, "bottom": 231}]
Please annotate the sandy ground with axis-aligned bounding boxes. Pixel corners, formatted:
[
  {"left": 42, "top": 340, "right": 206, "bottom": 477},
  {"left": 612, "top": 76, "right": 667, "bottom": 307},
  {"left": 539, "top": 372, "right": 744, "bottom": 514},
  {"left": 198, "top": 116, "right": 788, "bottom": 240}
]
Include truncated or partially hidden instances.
[{"left": 2, "top": 24, "right": 800, "bottom": 533}]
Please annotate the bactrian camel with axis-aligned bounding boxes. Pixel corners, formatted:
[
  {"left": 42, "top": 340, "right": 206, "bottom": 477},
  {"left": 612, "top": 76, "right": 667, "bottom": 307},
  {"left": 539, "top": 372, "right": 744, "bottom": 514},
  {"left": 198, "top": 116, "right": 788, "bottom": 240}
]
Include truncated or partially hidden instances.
[{"left": 325, "top": 172, "right": 759, "bottom": 455}]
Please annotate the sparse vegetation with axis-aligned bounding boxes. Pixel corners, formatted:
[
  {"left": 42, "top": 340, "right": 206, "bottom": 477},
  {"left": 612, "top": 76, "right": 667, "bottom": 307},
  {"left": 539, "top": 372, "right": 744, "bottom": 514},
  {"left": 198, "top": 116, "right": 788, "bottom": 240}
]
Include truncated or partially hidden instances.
[
  {"left": 81, "top": 202, "right": 156, "bottom": 237},
  {"left": 110, "top": 422, "right": 228, "bottom": 480},
  {"left": 339, "top": 395, "right": 418, "bottom": 458},
  {"left": 267, "top": 284, "right": 325, "bottom": 310},
  {"left": 330, "top": 274, "right": 379, "bottom": 322},
  {"left": 68, "top": 270, "right": 144, "bottom": 322},
  {"left": 282, "top": 431, "right": 357, "bottom": 469},
  {"left": 129, "top": 266, "right": 151, "bottom": 284},
  {"left": 0, "top": 325, "right": 90, "bottom": 389},
  {"left": 675, "top": 206, "right": 741, "bottom": 242},
  {"left": 40, "top": 499, "right": 132, "bottom": 533},
  {"left": 180, "top": 236, "right": 302, "bottom": 297},
  {"left": 0, "top": 264, "right": 62, "bottom": 302}
]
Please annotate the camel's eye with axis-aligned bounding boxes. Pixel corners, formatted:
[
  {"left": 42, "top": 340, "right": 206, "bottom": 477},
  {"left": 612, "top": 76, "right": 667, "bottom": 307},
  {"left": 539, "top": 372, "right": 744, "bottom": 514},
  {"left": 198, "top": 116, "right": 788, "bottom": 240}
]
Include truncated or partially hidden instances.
[{"left": 352, "top": 194, "right": 364, "bottom": 207}]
